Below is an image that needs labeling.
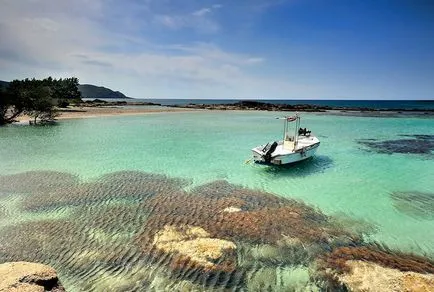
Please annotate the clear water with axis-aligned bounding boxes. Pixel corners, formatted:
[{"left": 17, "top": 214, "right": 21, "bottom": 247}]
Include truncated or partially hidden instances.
[{"left": 0, "top": 111, "right": 433, "bottom": 290}]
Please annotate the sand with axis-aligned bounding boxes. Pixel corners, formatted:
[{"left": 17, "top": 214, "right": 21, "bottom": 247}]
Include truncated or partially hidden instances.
[{"left": 16, "top": 106, "right": 197, "bottom": 123}]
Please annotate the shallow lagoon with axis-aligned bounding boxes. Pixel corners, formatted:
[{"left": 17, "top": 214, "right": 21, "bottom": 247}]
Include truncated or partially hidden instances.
[{"left": 0, "top": 111, "right": 433, "bottom": 290}]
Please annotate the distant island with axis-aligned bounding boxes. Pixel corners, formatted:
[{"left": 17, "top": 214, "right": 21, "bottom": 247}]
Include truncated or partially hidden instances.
[
  {"left": 78, "top": 84, "right": 129, "bottom": 99},
  {"left": 0, "top": 80, "right": 9, "bottom": 89},
  {"left": 0, "top": 80, "right": 129, "bottom": 99}
]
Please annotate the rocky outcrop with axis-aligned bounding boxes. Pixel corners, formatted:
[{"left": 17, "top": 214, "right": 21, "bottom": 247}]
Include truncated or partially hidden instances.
[
  {"left": 135, "top": 180, "right": 361, "bottom": 287},
  {"left": 0, "top": 262, "right": 65, "bottom": 291},
  {"left": 317, "top": 246, "right": 434, "bottom": 291},
  {"left": 339, "top": 260, "right": 434, "bottom": 292},
  {"left": 168, "top": 100, "right": 434, "bottom": 113},
  {"left": 152, "top": 225, "right": 237, "bottom": 271},
  {"left": 168, "top": 100, "right": 330, "bottom": 112}
]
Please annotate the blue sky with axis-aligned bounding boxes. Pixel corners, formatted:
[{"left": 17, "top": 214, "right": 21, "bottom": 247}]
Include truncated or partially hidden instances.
[{"left": 0, "top": 0, "right": 433, "bottom": 99}]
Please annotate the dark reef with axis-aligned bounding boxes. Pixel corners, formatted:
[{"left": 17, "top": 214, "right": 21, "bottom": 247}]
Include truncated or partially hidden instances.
[{"left": 358, "top": 134, "right": 434, "bottom": 155}]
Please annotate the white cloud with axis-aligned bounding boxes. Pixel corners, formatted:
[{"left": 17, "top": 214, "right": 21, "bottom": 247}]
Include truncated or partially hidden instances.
[
  {"left": 153, "top": 15, "right": 181, "bottom": 29},
  {"left": 154, "top": 4, "right": 222, "bottom": 33},
  {"left": 0, "top": 0, "right": 319, "bottom": 98},
  {"left": 153, "top": 13, "right": 219, "bottom": 33},
  {"left": 192, "top": 8, "right": 211, "bottom": 17},
  {"left": 251, "top": 0, "right": 289, "bottom": 12},
  {"left": 165, "top": 43, "right": 261, "bottom": 65},
  {"left": 246, "top": 57, "right": 265, "bottom": 64}
]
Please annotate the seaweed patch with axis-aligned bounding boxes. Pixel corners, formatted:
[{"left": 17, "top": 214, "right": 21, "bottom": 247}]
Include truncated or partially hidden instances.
[
  {"left": 390, "top": 191, "right": 434, "bottom": 220},
  {"left": 315, "top": 246, "right": 434, "bottom": 290},
  {"left": 358, "top": 134, "right": 434, "bottom": 155}
]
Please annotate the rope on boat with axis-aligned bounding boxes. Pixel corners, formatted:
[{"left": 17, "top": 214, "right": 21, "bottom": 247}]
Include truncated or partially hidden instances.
[{"left": 245, "top": 157, "right": 253, "bottom": 164}]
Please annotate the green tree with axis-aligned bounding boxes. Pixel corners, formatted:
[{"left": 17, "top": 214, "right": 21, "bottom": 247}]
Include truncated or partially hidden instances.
[
  {"left": 26, "top": 85, "right": 59, "bottom": 124},
  {"left": 0, "top": 86, "right": 13, "bottom": 125},
  {"left": 0, "top": 76, "right": 81, "bottom": 125},
  {"left": 0, "top": 80, "right": 29, "bottom": 125},
  {"left": 51, "top": 77, "right": 82, "bottom": 107}
]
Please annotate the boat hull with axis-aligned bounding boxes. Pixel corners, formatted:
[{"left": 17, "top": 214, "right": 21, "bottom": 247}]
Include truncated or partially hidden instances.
[{"left": 252, "top": 141, "right": 320, "bottom": 166}]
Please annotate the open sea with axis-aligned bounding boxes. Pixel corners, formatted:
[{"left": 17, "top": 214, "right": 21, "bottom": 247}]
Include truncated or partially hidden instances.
[
  {"left": 86, "top": 98, "right": 434, "bottom": 110},
  {"left": 0, "top": 106, "right": 433, "bottom": 291},
  {"left": 145, "top": 98, "right": 434, "bottom": 110}
]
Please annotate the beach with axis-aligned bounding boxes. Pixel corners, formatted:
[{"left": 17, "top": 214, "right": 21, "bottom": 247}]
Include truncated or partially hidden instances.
[{"left": 15, "top": 105, "right": 197, "bottom": 123}]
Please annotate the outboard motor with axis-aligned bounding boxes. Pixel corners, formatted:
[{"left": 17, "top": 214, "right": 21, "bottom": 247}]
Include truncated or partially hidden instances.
[
  {"left": 264, "top": 141, "right": 278, "bottom": 163},
  {"left": 298, "top": 128, "right": 311, "bottom": 136}
]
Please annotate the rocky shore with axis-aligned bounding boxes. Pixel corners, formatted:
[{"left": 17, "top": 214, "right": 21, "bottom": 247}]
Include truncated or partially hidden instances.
[
  {"left": 81, "top": 99, "right": 161, "bottom": 107},
  {"left": 0, "top": 262, "right": 65, "bottom": 291},
  {"left": 167, "top": 100, "right": 434, "bottom": 114}
]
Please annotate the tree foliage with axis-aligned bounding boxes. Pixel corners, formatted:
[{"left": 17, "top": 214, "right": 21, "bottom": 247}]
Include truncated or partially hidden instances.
[{"left": 0, "top": 77, "right": 82, "bottom": 125}]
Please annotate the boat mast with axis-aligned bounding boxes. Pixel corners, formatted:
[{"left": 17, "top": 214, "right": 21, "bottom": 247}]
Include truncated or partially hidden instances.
[{"left": 294, "top": 114, "right": 300, "bottom": 148}]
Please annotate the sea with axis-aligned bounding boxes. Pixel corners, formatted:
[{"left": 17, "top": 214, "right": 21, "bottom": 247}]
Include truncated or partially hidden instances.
[
  {"left": 148, "top": 99, "right": 434, "bottom": 110},
  {"left": 85, "top": 98, "right": 434, "bottom": 110},
  {"left": 0, "top": 101, "right": 433, "bottom": 291}
]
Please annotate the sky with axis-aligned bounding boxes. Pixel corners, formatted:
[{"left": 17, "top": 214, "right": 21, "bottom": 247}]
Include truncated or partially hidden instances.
[{"left": 0, "top": 0, "right": 433, "bottom": 99}]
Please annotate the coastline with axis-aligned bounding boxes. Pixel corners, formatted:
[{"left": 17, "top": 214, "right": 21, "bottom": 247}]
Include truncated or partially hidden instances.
[
  {"left": 167, "top": 100, "right": 434, "bottom": 112},
  {"left": 15, "top": 105, "right": 198, "bottom": 123},
  {"left": 11, "top": 99, "right": 434, "bottom": 124},
  {"left": 165, "top": 100, "right": 434, "bottom": 118}
]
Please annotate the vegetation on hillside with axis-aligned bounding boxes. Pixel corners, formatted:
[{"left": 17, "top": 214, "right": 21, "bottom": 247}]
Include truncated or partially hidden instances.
[
  {"left": 0, "top": 77, "right": 82, "bottom": 125},
  {"left": 78, "top": 84, "right": 127, "bottom": 99}
]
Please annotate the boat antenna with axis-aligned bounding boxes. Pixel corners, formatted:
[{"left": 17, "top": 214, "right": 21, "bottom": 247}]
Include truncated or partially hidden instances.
[{"left": 294, "top": 113, "right": 300, "bottom": 147}]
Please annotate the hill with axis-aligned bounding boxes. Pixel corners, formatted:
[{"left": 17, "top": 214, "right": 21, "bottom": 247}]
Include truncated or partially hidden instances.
[
  {"left": 78, "top": 84, "right": 129, "bottom": 99},
  {"left": 0, "top": 80, "right": 129, "bottom": 99},
  {"left": 0, "top": 80, "right": 9, "bottom": 89}
]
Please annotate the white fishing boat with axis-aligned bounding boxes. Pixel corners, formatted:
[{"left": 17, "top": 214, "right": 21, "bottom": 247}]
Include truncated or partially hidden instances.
[{"left": 251, "top": 114, "right": 320, "bottom": 165}]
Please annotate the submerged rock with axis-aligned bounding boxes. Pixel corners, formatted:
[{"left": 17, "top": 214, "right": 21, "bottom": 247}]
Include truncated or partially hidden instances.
[
  {"left": 358, "top": 134, "right": 434, "bottom": 155},
  {"left": 317, "top": 246, "right": 434, "bottom": 291},
  {"left": 1, "top": 172, "right": 434, "bottom": 291},
  {"left": 0, "top": 171, "right": 79, "bottom": 195},
  {"left": 152, "top": 225, "right": 237, "bottom": 271},
  {"left": 11, "top": 170, "right": 186, "bottom": 211},
  {"left": 222, "top": 206, "right": 241, "bottom": 213},
  {"left": 338, "top": 260, "right": 434, "bottom": 292},
  {"left": 135, "top": 180, "right": 361, "bottom": 287},
  {"left": 0, "top": 261, "right": 65, "bottom": 292},
  {"left": 246, "top": 266, "right": 319, "bottom": 292},
  {"left": 138, "top": 181, "right": 355, "bottom": 247}
]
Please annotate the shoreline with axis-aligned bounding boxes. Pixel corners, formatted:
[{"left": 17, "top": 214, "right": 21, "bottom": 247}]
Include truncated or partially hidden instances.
[
  {"left": 12, "top": 100, "right": 434, "bottom": 124},
  {"left": 15, "top": 105, "right": 198, "bottom": 123},
  {"left": 167, "top": 100, "right": 434, "bottom": 113}
]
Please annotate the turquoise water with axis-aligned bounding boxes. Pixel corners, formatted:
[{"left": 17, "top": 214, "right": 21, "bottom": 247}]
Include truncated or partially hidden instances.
[{"left": 0, "top": 110, "right": 433, "bottom": 290}]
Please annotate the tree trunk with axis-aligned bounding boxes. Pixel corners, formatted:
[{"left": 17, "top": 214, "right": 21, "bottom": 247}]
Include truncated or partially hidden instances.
[{"left": 0, "top": 109, "right": 23, "bottom": 125}]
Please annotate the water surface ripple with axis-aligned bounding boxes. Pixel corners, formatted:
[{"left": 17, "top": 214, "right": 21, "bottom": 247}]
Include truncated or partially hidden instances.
[
  {"left": 0, "top": 171, "right": 433, "bottom": 291},
  {"left": 0, "top": 112, "right": 433, "bottom": 290}
]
